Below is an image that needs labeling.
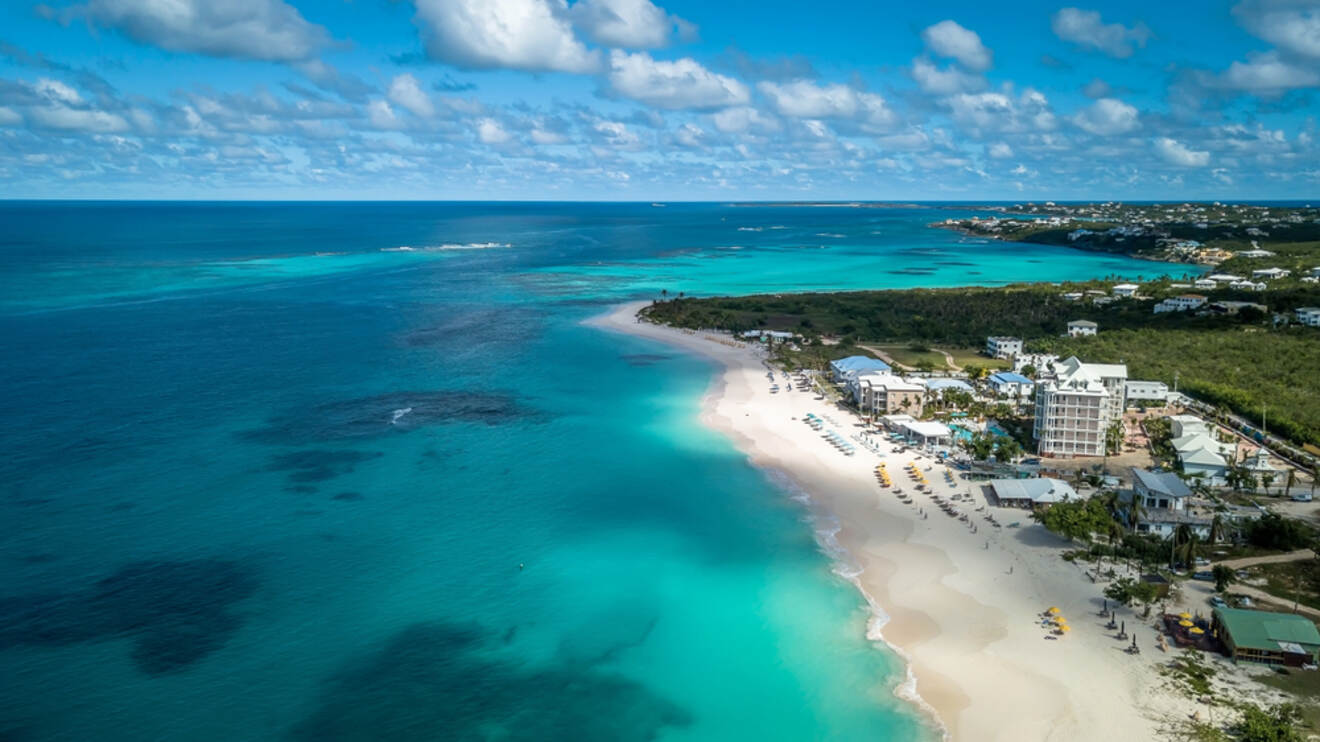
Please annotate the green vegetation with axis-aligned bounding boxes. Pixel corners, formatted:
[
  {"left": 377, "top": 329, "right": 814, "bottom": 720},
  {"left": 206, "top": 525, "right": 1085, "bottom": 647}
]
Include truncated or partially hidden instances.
[
  {"left": 642, "top": 281, "right": 1320, "bottom": 447},
  {"left": 1034, "top": 328, "right": 1320, "bottom": 447},
  {"left": 1212, "top": 564, "right": 1237, "bottom": 593},
  {"left": 1032, "top": 497, "right": 1114, "bottom": 542},
  {"left": 1245, "top": 558, "right": 1320, "bottom": 613},
  {"left": 1243, "top": 513, "right": 1317, "bottom": 552},
  {"left": 1233, "top": 703, "right": 1306, "bottom": 742}
]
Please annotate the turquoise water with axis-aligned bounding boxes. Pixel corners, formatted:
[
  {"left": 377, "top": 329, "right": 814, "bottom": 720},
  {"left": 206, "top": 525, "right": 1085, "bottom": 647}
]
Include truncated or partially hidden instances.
[{"left": 0, "top": 202, "right": 1173, "bottom": 741}]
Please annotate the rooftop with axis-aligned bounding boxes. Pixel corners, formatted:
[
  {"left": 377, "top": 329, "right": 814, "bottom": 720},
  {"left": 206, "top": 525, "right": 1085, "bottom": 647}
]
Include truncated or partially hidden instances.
[
  {"left": 989, "top": 477, "right": 1077, "bottom": 504},
  {"left": 988, "top": 371, "right": 1033, "bottom": 385},
  {"left": 1131, "top": 468, "right": 1193, "bottom": 499},
  {"left": 1214, "top": 607, "right": 1320, "bottom": 652},
  {"left": 1068, "top": 320, "right": 1098, "bottom": 327},
  {"left": 831, "top": 356, "right": 891, "bottom": 374}
]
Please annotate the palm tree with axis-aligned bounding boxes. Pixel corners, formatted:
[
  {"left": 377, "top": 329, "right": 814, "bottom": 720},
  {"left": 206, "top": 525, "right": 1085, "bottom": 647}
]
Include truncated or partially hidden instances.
[
  {"left": 1284, "top": 468, "right": 1297, "bottom": 499},
  {"left": 994, "top": 436, "right": 1023, "bottom": 463},
  {"left": 1261, "top": 472, "right": 1276, "bottom": 495},
  {"left": 1208, "top": 514, "right": 1225, "bottom": 545}
]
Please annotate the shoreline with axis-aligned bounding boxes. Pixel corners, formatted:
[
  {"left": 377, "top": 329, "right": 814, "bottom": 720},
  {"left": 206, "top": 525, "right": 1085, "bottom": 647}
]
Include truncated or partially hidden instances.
[
  {"left": 928, "top": 222, "right": 1192, "bottom": 266},
  {"left": 587, "top": 300, "right": 1205, "bottom": 742}
]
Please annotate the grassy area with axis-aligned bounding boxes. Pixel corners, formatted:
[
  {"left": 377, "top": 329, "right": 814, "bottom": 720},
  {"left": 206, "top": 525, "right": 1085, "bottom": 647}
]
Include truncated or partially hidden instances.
[
  {"left": 1244, "top": 560, "right": 1320, "bottom": 613},
  {"left": 863, "top": 343, "right": 950, "bottom": 369},
  {"left": 1257, "top": 666, "right": 1320, "bottom": 731},
  {"left": 942, "top": 346, "right": 1010, "bottom": 371},
  {"left": 1035, "top": 328, "right": 1320, "bottom": 447}
]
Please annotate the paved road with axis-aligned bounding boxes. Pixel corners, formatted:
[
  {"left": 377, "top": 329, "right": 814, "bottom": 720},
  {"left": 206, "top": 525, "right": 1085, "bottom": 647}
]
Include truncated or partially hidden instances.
[{"left": 1211, "top": 548, "right": 1316, "bottom": 570}]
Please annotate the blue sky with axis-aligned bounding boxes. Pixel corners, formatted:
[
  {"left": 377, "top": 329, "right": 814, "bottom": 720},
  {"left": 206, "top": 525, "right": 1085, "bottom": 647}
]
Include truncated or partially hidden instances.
[{"left": 0, "top": 0, "right": 1317, "bottom": 200}]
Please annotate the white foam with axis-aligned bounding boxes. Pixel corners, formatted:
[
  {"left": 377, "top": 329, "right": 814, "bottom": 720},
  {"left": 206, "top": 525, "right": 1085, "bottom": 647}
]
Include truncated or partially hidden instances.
[
  {"left": 390, "top": 407, "right": 413, "bottom": 425},
  {"left": 736, "top": 226, "right": 763, "bottom": 232},
  {"left": 382, "top": 242, "right": 511, "bottom": 252}
]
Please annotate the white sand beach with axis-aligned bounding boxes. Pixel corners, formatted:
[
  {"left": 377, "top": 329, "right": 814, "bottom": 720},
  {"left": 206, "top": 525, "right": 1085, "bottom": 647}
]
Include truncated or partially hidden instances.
[{"left": 588, "top": 301, "right": 1216, "bottom": 742}]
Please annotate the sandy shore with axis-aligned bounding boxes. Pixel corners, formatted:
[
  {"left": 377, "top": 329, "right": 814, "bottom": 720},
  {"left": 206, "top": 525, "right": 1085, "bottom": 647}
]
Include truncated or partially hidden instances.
[{"left": 588, "top": 301, "right": 1210, "bottom": 742}]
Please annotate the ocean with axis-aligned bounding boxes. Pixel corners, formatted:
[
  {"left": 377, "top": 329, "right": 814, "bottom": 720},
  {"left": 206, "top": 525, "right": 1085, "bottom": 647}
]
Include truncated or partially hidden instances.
[{"left": 0, "top": 202, "right": 1172, "bottom": 741}]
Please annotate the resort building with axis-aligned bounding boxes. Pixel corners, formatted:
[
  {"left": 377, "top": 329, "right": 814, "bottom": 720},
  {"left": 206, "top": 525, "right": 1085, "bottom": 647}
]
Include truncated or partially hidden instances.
[
  {"left": 880, "top": 415, "right": 952, "bottom": 449},
  {"left": 1153, "top": 295, "right": 1206, "bottom": 313},
  {"left": 1126, "top": 469, "right": 1211, "bottom": 538},
  {"left": 1062, "top": 291, "right": 1083, "bottom": 301},
  {"left": 1032, "top": 356, "right": 1127, "bottom": 457},
  {"left": 1112, "top": 283, "right": 1139, "bottom": 298},
  {"left": 986, "top": 477, "right": 1077, "bottom": 508},
  {"left": 1207, "top": 301, "right": 1267, "bottom": 316},
  {"left": 1212, "top": 607, "right": 1320, "bottom": 666},
  {"left": 854, "top": 373, "right": 924, "bottom": 417},
  {"left": 1012, "top": 353, "right": 1059, "bottom": 376},
  {"left": 1238, "top": 249, "right": 1276, "bottom": 258},
  {"left": 1124, "top": 380, "right": 1169, "bottom": 403},
  {"left": 923, "top": 378, "right": 974, "bottom": 398},
  {"left": 986, "top": 371, "right": 1034, "bottom": 402},
  {"left": 1230, "top": 280, "right": 1267, "bottom": 291},
  {"left": 1066, "top": 319, "right": 1098, "bottom": 337},
  {"left": 1167, "top": 415, "right": 1235, "bottom": 486},
  {"left": 830, "top": 355, "right": 890, "bottom": 383},
  {"left": 1296, "top": 307, "right": 1320, "bottom": 327},
  {"left": 984, "top": 336, "right": 1023, "bottom": 359},
  {"left": 1194, "top": 278, "right": 1217, "bottom": 290}
]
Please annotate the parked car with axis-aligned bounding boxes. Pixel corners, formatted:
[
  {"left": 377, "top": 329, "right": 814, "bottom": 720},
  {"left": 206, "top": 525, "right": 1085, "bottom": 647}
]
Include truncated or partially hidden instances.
[
  {"left": 1192, "top": 571, "right": 1214, "bottom": 582},
  {"left": 1209, "top": 596, "right": 1227, "bottom": 608},
  {"left": 1292, "top": 493, "right": 1313, "bottom": 502}
]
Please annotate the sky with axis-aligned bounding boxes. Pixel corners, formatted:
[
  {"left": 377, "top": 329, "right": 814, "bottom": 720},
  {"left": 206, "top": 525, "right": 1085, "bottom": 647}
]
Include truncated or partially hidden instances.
[{"left": 0, "top": 0, "right": 1318, "bottom": 200}]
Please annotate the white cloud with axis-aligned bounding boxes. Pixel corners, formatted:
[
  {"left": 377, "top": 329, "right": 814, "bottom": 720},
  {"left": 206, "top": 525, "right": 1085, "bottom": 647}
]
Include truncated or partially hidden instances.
[
  {"left": 593, "top": 119, "right": 643, "bottom": 149},
  {"left": 477, "top": 118, "right": 513, "bottom": 144},
  {"left": 910, "top": 57, "right": 985, "bottom": 95},
  {"left": 413, "top": 0, "right": 600, "bottom": 74},
  {"left": 26, "top": 106, "right": 130, "bottom": 133},
  {"left": 0, "top": 106, "right": 21, "bottom": 126},
  {"left": 34, "top": 78, "right": 83, "bottom": 105},
  {"left": 1234, "top": 0, "right": 1320, "bottom": 59},
  {"left": 1154, "top": 137, "right": 1209, "bottom": 167},
  {"left": 988, "top": 142, "right": 1013, "bottom": 158},
  {"left": 711, "top": 105, "right": 778, "bottom": 134},
  {"left": 366, "top": 100, "right": 403, "bottom": 130},
  {"left": 387, "top": 74, "right": 436, "bottom": 118},
  {"left": 920, "top": 20, "right": 992, "bottom": 71},
  {"left": 67, "top": 0, "right": 329, "bottom": 61},
  {"left": 530, "top": 128, "right": 568, "bottom": 145},
  {"left": 1051, "top": 8, "right": 1152, "bottom": 58},
  {"left": 1072, "top": 97, "right": 1139, "bottom": 136},
  {"left": 674, "top": 122, "right": 704, "bottom": 147},
  {"left": 945, "top": 89, "right": 1056, "bottom": 135},
  {"left": 606, "top": 50, "right": 749, "bottom": 109},
  {"left": 756, "top": 80, "right": 896, "bottom": 128},
  {"left": 569, "top": 0, "right": 694, "bottom": 49},
  {"left": 1218, "top": 51, "right": 1320, "bottom": 93}
]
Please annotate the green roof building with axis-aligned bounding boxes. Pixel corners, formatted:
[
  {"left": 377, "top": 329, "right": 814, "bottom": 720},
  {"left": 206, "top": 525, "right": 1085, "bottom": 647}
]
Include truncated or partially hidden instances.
[{"left": 1212, "top": 607, "right": 1320, "bottom": 667}]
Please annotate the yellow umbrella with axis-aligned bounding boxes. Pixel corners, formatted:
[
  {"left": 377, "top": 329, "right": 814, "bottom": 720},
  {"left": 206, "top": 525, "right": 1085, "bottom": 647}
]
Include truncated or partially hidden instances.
[
  {"left": 1189, "top": 627, "right": 1205, "bottom": 635},
  {"left": 1178, "top": 612, "right": 1192, "bottom": 620},
  {"left": 1179, "top": 620, "right": 1194, "bottom": 628},
  {"left": 1053, "top": 616, "right": 1067, "bottom": 624},
  {"left": 1047, "top": 606, "right": 1059, "bottom": 614},
  {"left": 1058, "top": 625, "right": 1071, "bottom": 633}
]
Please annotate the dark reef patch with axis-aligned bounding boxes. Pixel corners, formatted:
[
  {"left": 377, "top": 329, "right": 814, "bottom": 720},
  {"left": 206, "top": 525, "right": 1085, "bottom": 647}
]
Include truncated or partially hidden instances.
[
  {"left": 290, "top": 622, "right": 690, "bottom": 742},
  {"left": 332, "top": 491, "right": 364, "bottom": 502},
  {"left": 399, "top": 307, "right": 541, "bottom": 349},
  {"left": 889, "top": 268, "right": 937, "bottom": 275},
  {"left": 620, "top": 353, "right": 672, "bottom": 366},
  {"left": 241, "top": 390, "right": 539, "bottom": 445},
  {"left": 267, "top": 449, "right": 383, "bottom": 484},
  {"left": 0, "top": 559, "right": 258, "bottom": 675}
]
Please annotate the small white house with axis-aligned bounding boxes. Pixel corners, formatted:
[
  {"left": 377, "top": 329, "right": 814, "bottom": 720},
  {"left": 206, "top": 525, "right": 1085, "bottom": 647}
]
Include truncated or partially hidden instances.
[
  {"left": 1125, "top": 380, "right": 1169, "bottom": 403},
  {"left": 1194, "top": 278, "right": 1217, "bottom": 290},
  {"left": 1251, "top": 267, "right": 1291, "bottom": 280},
  {"left": 985, "top": 336, "right": 1023, "bottom": 359},
  {"left": 1066, "top": 319, "right": 1098, "bottom": 337},
  {"left": 1112, "top": 283, "right": 1140, "bottom": 298},
  {"left": 1153, "top": 294, "right": 1206, "bottom": 314},
  {"left": 1296, "top": 307, "right": 1320, "bottom": 328},
  {"left": 986, "top": 371, "right": 1034, "bottom": 401}
]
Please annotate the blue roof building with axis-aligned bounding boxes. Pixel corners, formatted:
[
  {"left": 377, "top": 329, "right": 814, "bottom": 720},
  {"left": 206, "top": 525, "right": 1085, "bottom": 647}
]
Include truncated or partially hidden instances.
[
  {"left": 829, "top": 355, "right": 890, "bottom": 381},
  {"left": 988, "top": 372, "right": 1033, "bottom": 385}
]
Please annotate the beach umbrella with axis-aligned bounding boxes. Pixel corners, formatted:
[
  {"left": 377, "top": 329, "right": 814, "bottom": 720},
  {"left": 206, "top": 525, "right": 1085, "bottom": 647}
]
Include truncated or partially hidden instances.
[
  {"left": 1059, "top": 625, "right": 1071, "bottom": 633},
  {"left": 1178, "top": 612, "right": 1192, "bottom": 620},
  {"left": 1189, "top": 627, "right": 1204, "bottom": 635},
  {"left": 1047, "top": 606, "right": 1059, "bottom": 614},
  {"left": 1179, "top": 620, "right": 1194, "bottom": 628}
]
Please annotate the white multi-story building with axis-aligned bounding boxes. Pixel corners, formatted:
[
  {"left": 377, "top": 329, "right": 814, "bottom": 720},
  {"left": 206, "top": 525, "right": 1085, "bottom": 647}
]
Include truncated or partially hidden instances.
[
  {"left": 1125, "top": 380, "right": 1169, "bottom": 403},
  {"left": 1032, "top": 356, "right": 1127, "bottom": 457},
  {"left": 1153, "top": 294, "right": 1206, "bottom": 313},
  {"left": 1067, "top": 319, "right": 1098, "bottom": 337},
  {"left": 1296, "top": 307, "right": 1320, "bottom": 327},
  {"left": 1112, "top": 283, "right": 1140, "bottom": 297},
  {"left": 1012, "top": 353, "right": 1059, "bottom": 375},
  {"left": 855, "top": 373, "right": 925, "bottom": 417},
  {"left": 984, "top": 336, "right": 1023, "bottom": 359}
]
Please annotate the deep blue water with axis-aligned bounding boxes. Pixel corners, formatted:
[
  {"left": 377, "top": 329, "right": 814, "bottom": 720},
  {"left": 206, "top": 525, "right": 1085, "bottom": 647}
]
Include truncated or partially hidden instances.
[{"left": 0, "top": 202, "right": 1173, "bottom": 741}]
